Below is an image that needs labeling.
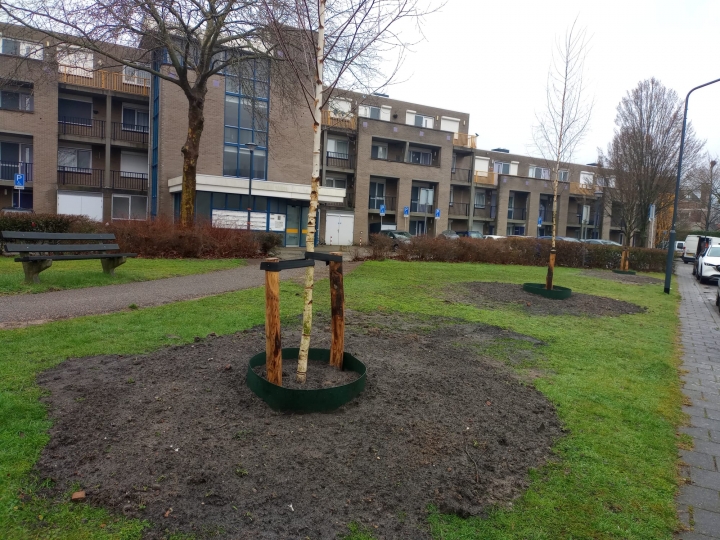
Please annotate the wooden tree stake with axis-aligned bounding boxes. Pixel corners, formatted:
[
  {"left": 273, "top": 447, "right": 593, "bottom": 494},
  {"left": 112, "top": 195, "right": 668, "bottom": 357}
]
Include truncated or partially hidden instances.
[
  {"left": 264, "top": 258, "right": 282, "bottom": 386},
  {"left": 329, "top": 252, "right": 345, "bottom": 369},
  {"left": 546, "top": 249, "right": 556, "bottom": 290}
]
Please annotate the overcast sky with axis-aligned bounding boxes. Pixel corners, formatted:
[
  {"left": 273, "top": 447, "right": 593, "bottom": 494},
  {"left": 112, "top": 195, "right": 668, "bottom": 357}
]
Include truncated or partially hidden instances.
[{"left": 386, "top": 0, "right": 720, "bottom": 166}]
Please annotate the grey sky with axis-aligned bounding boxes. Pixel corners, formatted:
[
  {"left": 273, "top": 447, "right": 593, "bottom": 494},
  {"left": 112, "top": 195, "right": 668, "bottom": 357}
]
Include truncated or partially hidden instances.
[{"left": 387, "top": 0, "right": 720, "bottom": 166}]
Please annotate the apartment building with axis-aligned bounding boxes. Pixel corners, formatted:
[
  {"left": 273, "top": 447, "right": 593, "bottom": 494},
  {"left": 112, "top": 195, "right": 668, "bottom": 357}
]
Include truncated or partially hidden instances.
[{"left": 0, "top": 24, "right": 621, "bottom": 246}]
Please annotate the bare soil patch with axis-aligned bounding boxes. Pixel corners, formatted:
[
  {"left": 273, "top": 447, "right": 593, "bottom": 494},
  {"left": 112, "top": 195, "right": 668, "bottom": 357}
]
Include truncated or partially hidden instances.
[
  {"left": 252, "top": 359, "right": 360, "bottom": 390},
  {"left": 453, "top": 282, "right": 645, "bottom": 317},
  {"left": 36, "top": 312, "right": 562, "bottom": 539},
  {"left": 581, "top": 269, "right": 663, "bottom": 285}
]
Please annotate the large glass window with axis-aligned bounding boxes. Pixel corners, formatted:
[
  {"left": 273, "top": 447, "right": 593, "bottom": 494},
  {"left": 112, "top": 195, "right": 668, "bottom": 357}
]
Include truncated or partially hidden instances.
[
  {"left": 369, "top": 181, "right": 385, "bottom": 210},
  {"left": 223, "top": 58, "right": 270, "bottom": 179}
]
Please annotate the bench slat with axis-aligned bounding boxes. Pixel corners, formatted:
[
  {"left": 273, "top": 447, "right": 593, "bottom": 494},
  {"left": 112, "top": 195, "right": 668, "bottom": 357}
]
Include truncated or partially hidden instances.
[
  {"left": 1, "top": 231, "right": 116, "bottom": 241},
  {"left": 5, "top": 243, "right": 120, "bottom": 253},
  {"left": 15, "top": 253, "right": 137, "bottom": 262}
]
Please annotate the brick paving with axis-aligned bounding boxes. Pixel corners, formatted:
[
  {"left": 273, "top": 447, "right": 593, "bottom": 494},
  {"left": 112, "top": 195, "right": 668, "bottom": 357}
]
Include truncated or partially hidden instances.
[{"left": 676, "top": 261, "right": 720, "bottom": 539}]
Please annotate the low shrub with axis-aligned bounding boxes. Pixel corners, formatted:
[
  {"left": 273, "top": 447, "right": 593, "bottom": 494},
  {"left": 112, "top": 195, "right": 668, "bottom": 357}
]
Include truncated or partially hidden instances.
[
  {"left": 0, "top": 213, "right": 98, "bottom": 249},
  {"left": 394, "top": 236, "right": 666, "bottom": 272},
  {"left": 368, "top": 233, "right": 394, "bottom": 260}
]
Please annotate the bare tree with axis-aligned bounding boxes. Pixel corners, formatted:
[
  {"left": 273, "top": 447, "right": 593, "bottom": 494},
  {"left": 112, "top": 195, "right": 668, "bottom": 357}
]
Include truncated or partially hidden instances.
[
  {"left": 1, "top": 0, "right": 275, "bottom": 226},
  {"left": 684, "top": 155, "right": 720, "bottom": 231},
  {"left": 533, "top": 19, "right": 592, "bottom": 289},
  {"left": 601, "top": 78, "right": 704, "bottom": 251},
  {"left": 262, "top": 0, "right": 430, "bottom": 383}
]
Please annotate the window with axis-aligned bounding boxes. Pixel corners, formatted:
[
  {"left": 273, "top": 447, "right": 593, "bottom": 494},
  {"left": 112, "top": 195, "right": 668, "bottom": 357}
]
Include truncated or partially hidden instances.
[
  {"left": 224, "top": 58, "right": 270, "bottom": 178},
  {"left": 449, "top": 186, "right": 454, "bottom": 206},
  {"left": 58, "top": 98, "right": 92, "bottom": 124},
  {"left": 494, "top": 161, "right": 510, "bottom": 174},
  {"left": 58, "top": 147, "right": 91, "bottom": 169},
  {"left": 0, "top": 37, "right": 43, "bottom": 59},
  {"left": 579, "top": 172, "right": 593, "bottom": 187},
  {"left": 414, "top": 114, "right": 434, "bottom": 129},
  {"left": 529, "top": 165, "right": 549, "bottom": 179},
  {"left": 0, "top": 90, "right": 33, "bottom": 111},
  {"left": 559, "top": 169, "right": 569, "bottom": 182},
  {"left": 57, "top": 48, "right": 94, "bottom": 77},
  {"left": 408, "top": 148, "right": 432, "bottom": 166},
  {"left": 358, "top": 105, "right": 381, "bottom": 119},
  {"left": 474, "top": 191, "right": 486, "bottom": 208},
  {"left": 329, "top": 98, "right": 352, "bottom": 117},
  {"left": 506, "top": 225, "right": 525, "bottom": 236},
  {"left": 112, "top": 194, "right": 147, "bottom": 220},
  {"left": 369, "top": 181, "right": 385, "bottom": 210},
  {"left": 325, "top": 176, "right": 347, "bottom": 189},
  {"left": 371, "top": 142, "right": 388, "bottom": 160},
  {"left": 123, "top": 64, "right": 150, "bottom": 85},
  {"left": 327, "top": 138, "right": 349, "bottom": 157},
  {"left": 122, "top": 106, "right": 149, "bottom": 132}
]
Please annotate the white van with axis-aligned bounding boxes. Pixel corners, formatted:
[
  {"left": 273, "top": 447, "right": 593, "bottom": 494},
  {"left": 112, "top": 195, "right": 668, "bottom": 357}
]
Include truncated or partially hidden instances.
[{"left": 682, "top": 235, "right": 701, "bottom": 264}]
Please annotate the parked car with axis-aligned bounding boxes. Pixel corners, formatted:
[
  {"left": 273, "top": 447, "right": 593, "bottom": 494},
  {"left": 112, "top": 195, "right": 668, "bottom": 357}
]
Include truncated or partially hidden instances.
[
  {"left": 484, "top": 235, "right": 506, "bottom": 240},
  {"left": 582, "top": 239, "right": 622, "bottom": 246},
  {"left": 378, "top": 230, "right": 412, "bottom": 250},
  {"left": 538, "top": 236, "right": 581, "bottom": 243},
  {"left": 683, "top": 235, "right": 720, "bottom": 264},
  {"left": 691, "top": 236, "right": 720, "bottom": 274},
  {"left": 0, "top": 207, "right": 33, "bottom": 214},
  {"left": 457, "top": 231, "right": 485, "bottom": 239},
  {"left": 439, "top": 230, "right": 460, "bottom": 240},
  {"left": 696, "top": 245, "right": 720, "bottom": 283}
]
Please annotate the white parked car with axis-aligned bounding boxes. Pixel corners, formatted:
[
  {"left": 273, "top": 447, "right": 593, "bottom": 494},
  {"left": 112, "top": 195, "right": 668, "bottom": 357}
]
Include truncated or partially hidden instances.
[{"left": 696, "top": 246, "right": 720, "bottom": 283}]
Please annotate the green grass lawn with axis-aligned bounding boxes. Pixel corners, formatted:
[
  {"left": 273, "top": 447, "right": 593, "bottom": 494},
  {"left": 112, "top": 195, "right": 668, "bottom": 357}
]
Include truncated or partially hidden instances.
[
  {"left": 0, "top": 257, "right": 244, "bottom": 295},
  {"left": 0, "top": 262, "right": 684, "bottom": 539}
]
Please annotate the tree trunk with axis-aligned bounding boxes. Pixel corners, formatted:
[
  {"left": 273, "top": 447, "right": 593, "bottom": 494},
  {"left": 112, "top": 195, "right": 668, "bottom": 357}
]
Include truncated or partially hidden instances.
[
  {"left": 546, "top": 175, "right": 559, "bottom": 290},
  {"left": 296, "top": 0, "right": 326, "bottom": 384},
  {"left": 180, "top": 92, "right": 207, "bottom": 227}
]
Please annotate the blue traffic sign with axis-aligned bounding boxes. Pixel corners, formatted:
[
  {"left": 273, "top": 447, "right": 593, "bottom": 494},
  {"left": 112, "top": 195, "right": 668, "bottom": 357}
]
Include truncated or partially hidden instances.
[
  {"left": 403, "top": 206, "right": 409, "bottom": 217},
  {"left": 14, "top": 173, "right": 25, "bottom": 190},
  {"left": 435, "top": 208, "right": 441, "bottom": 219},
  {"left": 537, "top": 216, "right": 542, "bottom": 226},
  {"left": 379, "top": 204, "right": 386, "bottom": 217}
]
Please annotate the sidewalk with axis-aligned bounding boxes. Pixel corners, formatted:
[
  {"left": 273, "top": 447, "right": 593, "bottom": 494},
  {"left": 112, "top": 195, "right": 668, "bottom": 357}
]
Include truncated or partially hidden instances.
[
  {"left": 676, "top": 262, "right": 720, "bottom": 539},
  {"left": 0, "top": 258, "right": 360, "bottom": 328}
]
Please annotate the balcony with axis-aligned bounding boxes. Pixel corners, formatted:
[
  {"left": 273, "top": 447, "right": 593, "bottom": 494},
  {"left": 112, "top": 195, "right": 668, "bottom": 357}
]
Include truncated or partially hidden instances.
[
  {"left": 474, "top": 205, "right": 496, "bottom": 219},
  {"left": 449, "top": 202, "right": 470, "bottom": 217},
  {"left": 111, "top": 171, "right": 148, "bottom": 191},
  {"left": 611, "top": 215, "right": 623, "bottom": 228},
  {"left": 473, "top": 171, "right": 498, "bottom": 186},
  {"left": 507, "top": 207, "right": 526, "bottom": 220},
  {"left": 450, "top": 168, "right": 472, "bottom": 183},
  {"left": 0, "top": 161, "right": 32, "bottom": 183},
  {"left": 326, "top": 151, "right": 355, "bottom": 169},
  {"left": 572, "top": 213, "right": 598, "bottom": 226},
  {"left": 57, "top": 167, "right": 103, "bottom": 188},
  {"left": 112, "top": 122, "right": 149, "bottom": 144},
  {"left": 368, "top": 196, "right": 396, "bottom": 212},
  {"left": 321, "top": 110, "right": 357, "bottom": 130},
  {"left": 58, "top": 69, "right": 150, "bottom": 96},
  {"left": 453, "top": 133, "right": 477, "bottom": 149},
  {"left": 58, "top": 117, "right": 105, "bottom": 139},
  {"left": 569, "top": 182, "right": 596, "bottom": 195},
  {"left": 410, "top": 202, "right": 434, "bottom": 214}
]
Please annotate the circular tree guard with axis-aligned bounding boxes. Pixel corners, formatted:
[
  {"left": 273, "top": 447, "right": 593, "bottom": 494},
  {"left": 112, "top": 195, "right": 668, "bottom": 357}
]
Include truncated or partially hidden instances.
[
  {"left": 612, "top": 269, "right": 637, "bottom": 275},
  {"left": 247, "top": 348, "right": 366, "bottom": 412},
  {"left": 522, "top": 282, "right": 573, "bottom": 300}
]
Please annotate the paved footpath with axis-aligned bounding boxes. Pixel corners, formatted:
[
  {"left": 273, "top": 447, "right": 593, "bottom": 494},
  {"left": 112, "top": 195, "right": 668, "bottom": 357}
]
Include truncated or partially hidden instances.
[
  {"left": 676, "top": 262, "right": 720, "bottom": 539},
  {"left": 0, "top": 255, "right": 360, "bottom": 327}
]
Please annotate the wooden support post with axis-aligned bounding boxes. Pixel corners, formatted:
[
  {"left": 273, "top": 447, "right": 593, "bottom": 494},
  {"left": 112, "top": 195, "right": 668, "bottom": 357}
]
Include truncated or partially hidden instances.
[
  {"left": 264, "top": 258, "right": 282, "bottom": 386},
  {"left": 329, "top": 252, "right": 345, "bottom": 369},
  {"left": 620, "top": 248, "right": 629, "bottom": 271},
  {"left": 546, "top": 249, "right": 556, "bottom": 290}
]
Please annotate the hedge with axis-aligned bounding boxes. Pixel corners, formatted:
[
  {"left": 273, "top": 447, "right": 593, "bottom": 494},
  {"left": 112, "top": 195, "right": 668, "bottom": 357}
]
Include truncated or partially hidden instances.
[{"left": 393, "top": 236, "right": 667, "bottom": 272}]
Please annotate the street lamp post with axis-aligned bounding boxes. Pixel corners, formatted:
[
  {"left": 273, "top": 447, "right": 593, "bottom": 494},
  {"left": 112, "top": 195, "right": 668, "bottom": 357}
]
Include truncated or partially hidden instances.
[
  {"left": 664, "top": 77, "right": 720, "bottom": 294},
  {"left": 594, "top": 189, "right": 603, "bottom": 239},
  {"left": 707, "top": 159, "right": 717, "bottom": 231},
  {"left": 245, "top": 142, "right": 257, "bottom": 231}
]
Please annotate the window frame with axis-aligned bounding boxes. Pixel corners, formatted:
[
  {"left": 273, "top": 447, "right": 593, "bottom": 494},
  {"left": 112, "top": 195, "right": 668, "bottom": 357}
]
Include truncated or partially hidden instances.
[
  {"left": 0, "top": 36, "right": 43, "bottom": 60},
  {"left": 121, "top": 105, "right": 149, "bottom": 132},
  {"left": 529, "top": 165, "right": 549, "bottom": 179},
  {"left": 0, "top": 89, "right": 33, "bottom": 112},
  {"left": 359, "top": 105, "right": 381, "bottom": 120},
  {"left": 559, "top": 169, "right": 569, "bottom": 182},
  {"left": 408, "top": 147, "right": 432, "bottom": 166},
  {"left": 474, "top": 191, "right": 486, "bottom": 209},
  {"left": 494, "top": 161, "right": 510, "bottom": 174},
  {"left": 325, "top": 176, "right": 347, "bottom": 189},
  {"left": 57, "top": 146, "right": 92, "bottom": 170},
  {"left": 371, "top": 142, "right": 388, "bottom": 160},
  {"left": 122, "top": 63, "right": 151, "bottom": 85},
  {"left": 112, "top": 193, "right": 148, "bottom": 221},
  {"left": 368, "top": 179, "right": 386, "bottom": 210},
  {"left": 413, "top": 113, "right": 434, "bottom": 129}
]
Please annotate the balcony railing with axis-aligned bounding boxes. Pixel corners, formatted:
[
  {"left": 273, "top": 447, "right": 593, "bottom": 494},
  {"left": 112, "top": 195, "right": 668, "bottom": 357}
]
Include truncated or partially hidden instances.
[
  {"left": 368, "top": 196, "right": 396, "bottom": 211},
  {"left": 573, "top": 213, "right": 599, "bottom": 225},
  {"left": 473, "top": 205, "right": 495, "bottom": 218},
  {"left": 321, "top": 110, "right": 357, "bottom": 130},
  {"left": 111, "top": 122, "right": 149, "bottom": 144},
  {"left": 57, "top": 167, "right": 103, "bottom": 187},
  {"left": 449, "top": 202, "right": 470, "bottom": 216},
  {"left": 410, "top": 202, "right": 434, "bottom": 214},
  {"left": 58, "top": 117, "right": 105, "bottom": 138},
  {"left": 58, "top": 69, "right": 150, "bottom": 96},
  {"left": 326, "top": 151, "right": 355, "bottom": 169},
  {"left": 507, "top": 207, "right": 526, "bottom": 220},
  {"left": 111, "top": 171, "right": 148, "bottom": 191},
  {"left": 450, "top": 168, "right": 472, "bottom": 183},
  {"left": 453, "top": 133, "right": 477, "bottom": 148},
  {"left": 0, "top": 161, "right": 32, "bottom": 182},
  {"left": 474, "top": 171, "right": 498, "bottom": 185}
]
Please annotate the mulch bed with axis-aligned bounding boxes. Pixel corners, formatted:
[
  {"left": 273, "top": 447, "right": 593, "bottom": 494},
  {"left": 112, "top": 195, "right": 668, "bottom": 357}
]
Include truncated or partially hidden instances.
[
  {"left": 453, "top": 282, "right": 645, "bottom": 317},
  {"left": 36, "top": 312, "right": 562, "bottom": 539},
  {"left": 581, "top": 269, "right": 663, "bottom": 285}
]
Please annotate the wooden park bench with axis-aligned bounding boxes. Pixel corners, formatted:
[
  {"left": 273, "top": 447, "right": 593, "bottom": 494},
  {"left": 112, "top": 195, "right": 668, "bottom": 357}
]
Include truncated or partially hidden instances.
[{"left": 1, "top": 231, "right": 137, "bottom": 284}]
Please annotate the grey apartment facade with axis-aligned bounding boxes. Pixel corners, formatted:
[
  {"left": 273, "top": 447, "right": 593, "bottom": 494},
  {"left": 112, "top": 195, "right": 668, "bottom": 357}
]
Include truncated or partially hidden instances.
[{"left": 0, "top": 25, "right": 622, "bottom": 246}]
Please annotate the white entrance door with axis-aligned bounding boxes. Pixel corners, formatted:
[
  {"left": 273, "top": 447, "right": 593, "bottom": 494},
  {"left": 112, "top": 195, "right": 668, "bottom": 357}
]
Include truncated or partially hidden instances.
[
  {"left": 325, "top": 212, "right": 354, "bottom": 245},
  {"left": 57, "top": 191, "right": 103, "bottom": 221}
]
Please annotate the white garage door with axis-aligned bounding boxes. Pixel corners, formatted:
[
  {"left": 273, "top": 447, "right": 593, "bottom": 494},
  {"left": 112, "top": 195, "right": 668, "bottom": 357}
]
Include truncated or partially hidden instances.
[
  {"left": 57, "top": 191, "right": 103, "bottom": 221},
  {"left": 325, "top": 212, "right": 354, "bottom": 245}
]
